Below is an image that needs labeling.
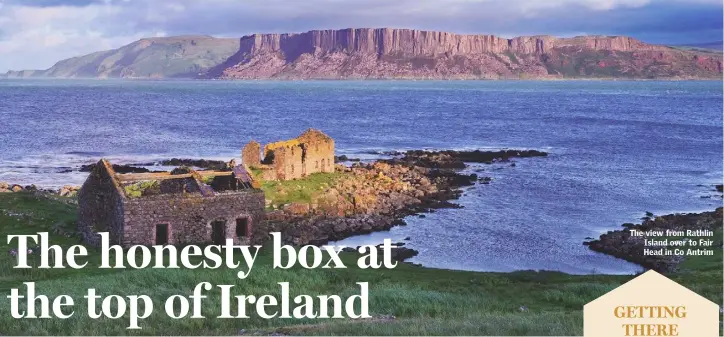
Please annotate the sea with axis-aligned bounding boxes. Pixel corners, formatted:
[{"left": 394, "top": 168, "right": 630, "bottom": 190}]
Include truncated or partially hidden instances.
[{"left": 1, "top": 79, "right": 721, "bottom": 275}]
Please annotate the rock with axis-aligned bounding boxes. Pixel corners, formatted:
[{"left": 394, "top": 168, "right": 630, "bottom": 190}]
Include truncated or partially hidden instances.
[
  {"left": 58, "top": 185, "right": 80, "bottom": 197},
  {"left": 11, "top": 185, "right": 23, "bottom": 192},
  {"left": 584, "top": 208, "right": 722, "bottom": 273},
  {"left": 333, "top": 222, "right": 348, "bottom": 233},
  {"left": 80, "top": 163, "right": 152, "bottom": 174},
  {"left": 170, "top": 166, "right": 194, "bottom": 175},
  {"left": 283, "top": 202, "right": 311, "bottom": 215},
  {"left": 379, "top": 242, "right": 419, "bottom": 262},
  {"left": 161, "top": 158, "right": 228, "bottom": 170}
]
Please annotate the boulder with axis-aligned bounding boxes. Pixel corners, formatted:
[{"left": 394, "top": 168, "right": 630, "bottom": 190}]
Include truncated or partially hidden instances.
[
  {"left": 283, "top": 202, "right": 311, "bottom": 215},
  {"left": 333, "top": 222, "right": 348, "bottom": 233},
  {"left": 58, "top": 185, "right": 80, "bottom": 197}
]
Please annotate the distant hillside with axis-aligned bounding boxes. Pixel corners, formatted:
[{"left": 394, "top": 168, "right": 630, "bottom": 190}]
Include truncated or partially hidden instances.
[
  {"left": 4, "top": 29, "right": 722, "bottom": 80},
  {"left": 671, "top": 41, "right": 723, "bottom": 53},
  {"left": 6, "top": 35, "right": 239, "bottom": 79}
]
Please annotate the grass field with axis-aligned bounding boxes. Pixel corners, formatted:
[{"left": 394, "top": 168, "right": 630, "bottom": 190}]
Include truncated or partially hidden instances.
[
  {"left": 0, "top": 192, "right": 721, "bottom": 335},
  {"left": 259, "top": 172, "right": 347, "bottom": 209}
]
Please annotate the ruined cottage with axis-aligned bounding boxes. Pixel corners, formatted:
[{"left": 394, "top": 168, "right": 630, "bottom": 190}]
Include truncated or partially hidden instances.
[
  {"left": 242, "top": 129, "right": 335, "bottom": 181},
  {"left": 77, "top": 159, "right": 265, "bottom": 247}
]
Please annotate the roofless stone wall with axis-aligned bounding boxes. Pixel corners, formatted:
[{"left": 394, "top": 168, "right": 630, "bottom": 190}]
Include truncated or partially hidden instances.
[
  {"left": 297, "top": 128, "right": 335, "bottom": 176},
  {"left": 77, "top": 159, "right": 267, "bottom": 247},
  {"left": 243, "top": 129, "right": 335, "bottom": 181},
  {"left": 122, "top": 190, "right": 266, "bottom": 246},
  {"left": 242, "top": 140, "right": 261, "bottom": 167}
]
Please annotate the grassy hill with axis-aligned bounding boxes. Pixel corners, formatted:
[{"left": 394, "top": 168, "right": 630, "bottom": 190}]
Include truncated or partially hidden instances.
[{"left": 24, "top": 36, "right": 240, "bottom": 79}]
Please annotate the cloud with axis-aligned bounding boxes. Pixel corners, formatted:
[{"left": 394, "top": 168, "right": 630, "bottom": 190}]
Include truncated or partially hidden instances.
[
  {"left": 0, "top": 2, "right": 152, "bottom": 72},
  {"left": 0, "top": 0, "right": 720, "bottom": 72}
]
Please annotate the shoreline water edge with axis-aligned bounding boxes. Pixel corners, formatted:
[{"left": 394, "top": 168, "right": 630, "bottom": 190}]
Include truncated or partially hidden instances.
[{"left": 1, "top": 148, "right": 720, "bottom": 276}]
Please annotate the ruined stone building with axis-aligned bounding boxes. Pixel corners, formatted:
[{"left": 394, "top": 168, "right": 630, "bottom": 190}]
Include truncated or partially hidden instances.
[
  {"left": 242, "top": 129, "right": 335, "bottom": 181},
  {"left": 77, "top": 159, "right": 265, "bottom": 247}
]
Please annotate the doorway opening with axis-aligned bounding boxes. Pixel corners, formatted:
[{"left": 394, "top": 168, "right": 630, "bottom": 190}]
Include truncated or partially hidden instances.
[
  {"left": 211, "top": 220, "right": 226, "bottom": 245},
  {"left": 155, "top": 224, "right": 169, "bottom": 245},
  {"left": 236, "top": 218, "right": 250, "bottom": 239}
]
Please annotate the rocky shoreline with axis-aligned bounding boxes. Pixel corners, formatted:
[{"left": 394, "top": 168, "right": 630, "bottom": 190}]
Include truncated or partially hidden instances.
[
  {"left": 264, "top": 161, "right": 475, "bottom": 246},
  {"left": 2, "top": 149, "right": 548, "bottom": 259},
  {"left": 263, "top": 149, "right": 547, "bottom": 247},
  {"left": 584, "top": 208, "right": 723, "bottom": 273},
  {"left": 4, "top": 148, "right": 720, "bottom": 268},
  {"left": 382, "top": 149, "right": 548, "bottom": 169},
  {"left": 0, "top": 182, "right": 79, "bottom": 197}
]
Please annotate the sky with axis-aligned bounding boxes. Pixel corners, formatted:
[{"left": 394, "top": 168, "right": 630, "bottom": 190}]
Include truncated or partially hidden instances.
[{"left": 0, "top": 0, "right": 721, "bottom": 72}]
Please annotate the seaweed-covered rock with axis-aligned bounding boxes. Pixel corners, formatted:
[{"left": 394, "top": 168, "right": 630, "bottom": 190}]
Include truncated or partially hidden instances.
[
  {"left": 80, "top": 163, "right": 150, "bottom": 174},
  {"left": 383, "top": 149, "right": 548, "bottom": 169},
  {"left": 170, "top": 166, "right": 194, "bottom": 175},
  {"left": 161, "top": 158, "right": 227, "bottom": 170},
  {"left": 584, "top": 208, "right": 723, "bottom": 273}
]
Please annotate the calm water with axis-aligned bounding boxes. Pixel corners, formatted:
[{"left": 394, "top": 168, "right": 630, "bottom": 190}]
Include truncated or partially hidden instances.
[{"left": 1, "top": 79, "right": 721, "bottom": 274}]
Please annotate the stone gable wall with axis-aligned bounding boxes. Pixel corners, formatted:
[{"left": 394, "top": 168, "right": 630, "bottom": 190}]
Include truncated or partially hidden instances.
[
  {"left": 251, "top": 129, "right": 335, "bottom": 181},
  {"left": 270, "top": 145, "right": 304, "bottom": 180},
  {"left": 77, "top": 162, "right": 125, "bottom": 246},
  {"left": 299, "top": 134, "right": 335, "bottom": 176},
  {"left": 242, "top": 141, "right": 261, "bottom": 167},
  {"left": 121, "top": 190, "right": 266, "bottom": 246}
]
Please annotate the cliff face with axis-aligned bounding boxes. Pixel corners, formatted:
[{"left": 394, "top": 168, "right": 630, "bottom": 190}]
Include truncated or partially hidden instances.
[
  {"left": 217, "top": 28, "right": 722, "bottom": 80},
  {"left": 5, "top": 28, "right": 722, "bottom": 80},
  {"left": 237, "top": 29, "right": 664, "bottom": 58}
]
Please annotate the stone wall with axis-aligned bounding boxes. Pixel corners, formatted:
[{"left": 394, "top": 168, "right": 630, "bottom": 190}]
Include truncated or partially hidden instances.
[
  {"left": 251, "top": 129, "right": 335, "bottom": 181},
  {"left": 77, "top": 160, "right": 125, "bottom": 246},
  {"left": 298, "top": 129, "right": 335, "bottom": 175},
  {"left": 242, "top": 141, "right": 261, "bottom": 167},
  {"left": 121, "top": 190, "right": 266, "bottom": 246},
  {"left": 268, "top": 145, "right": 304, "bottom": 180}
]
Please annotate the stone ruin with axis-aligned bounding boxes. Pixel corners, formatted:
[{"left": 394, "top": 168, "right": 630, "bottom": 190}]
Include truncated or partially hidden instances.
[
  {"left": 242, "top": 129, "right": 335, "bottom": 181},
  {"left": 77, "top": 159, "right": 265, "bottom": 247}
]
